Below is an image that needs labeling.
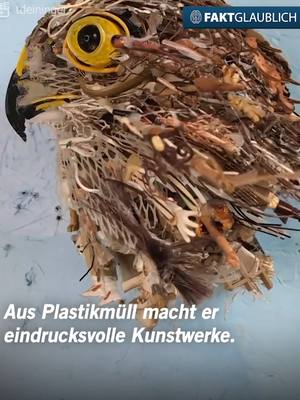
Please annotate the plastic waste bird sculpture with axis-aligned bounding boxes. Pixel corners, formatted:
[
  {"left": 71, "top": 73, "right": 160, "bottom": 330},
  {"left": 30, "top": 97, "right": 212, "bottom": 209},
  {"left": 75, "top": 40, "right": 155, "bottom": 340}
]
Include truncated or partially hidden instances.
[{"left": 5, "top": 0, "right": 300, "bottom": 325}]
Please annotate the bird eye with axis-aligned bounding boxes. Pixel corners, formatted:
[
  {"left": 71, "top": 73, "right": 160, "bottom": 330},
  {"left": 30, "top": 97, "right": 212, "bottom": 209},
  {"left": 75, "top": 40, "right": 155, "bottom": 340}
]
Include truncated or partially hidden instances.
[
  {"left": 64, "top": 13, "right": 130, "bottom": 74},
  {"left": 77, "top": 25, "right": 101, "bottom": 53}
]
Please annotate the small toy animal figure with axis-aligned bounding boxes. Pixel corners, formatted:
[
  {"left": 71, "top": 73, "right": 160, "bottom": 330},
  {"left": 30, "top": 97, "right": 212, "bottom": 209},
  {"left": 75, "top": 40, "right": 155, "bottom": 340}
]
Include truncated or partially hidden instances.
[{"left": 5, "top": 0, "right": 300, "bottom": 322}]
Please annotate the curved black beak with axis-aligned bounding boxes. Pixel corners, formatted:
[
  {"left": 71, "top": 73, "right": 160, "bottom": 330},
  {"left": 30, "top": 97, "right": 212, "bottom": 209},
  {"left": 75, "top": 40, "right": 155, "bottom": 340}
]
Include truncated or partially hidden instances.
[
  {"left": 5, "top": 71, "right": 27, "bottom": 141},
  {"left": 6, "top": 66, "right": 78, "bottom": 141},
  {"left": 5, "top": 71, "right": 41, "bottom": 142}
]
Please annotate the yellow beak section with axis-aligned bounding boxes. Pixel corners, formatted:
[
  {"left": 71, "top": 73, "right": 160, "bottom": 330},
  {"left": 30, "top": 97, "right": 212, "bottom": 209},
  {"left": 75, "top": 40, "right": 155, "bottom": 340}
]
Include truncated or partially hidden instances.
[
  {"left": 16, "top": 47, "right": 28, "bottom": 77},
  {"left": 30, "top": 94, "right": 79, "bottom": 111}
]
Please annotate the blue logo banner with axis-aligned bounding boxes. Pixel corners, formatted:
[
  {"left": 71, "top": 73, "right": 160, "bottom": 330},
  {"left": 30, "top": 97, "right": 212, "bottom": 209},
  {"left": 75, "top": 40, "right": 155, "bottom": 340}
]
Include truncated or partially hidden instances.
[{"left": 183, "top": 6, "right": 300, "bottom": 29}]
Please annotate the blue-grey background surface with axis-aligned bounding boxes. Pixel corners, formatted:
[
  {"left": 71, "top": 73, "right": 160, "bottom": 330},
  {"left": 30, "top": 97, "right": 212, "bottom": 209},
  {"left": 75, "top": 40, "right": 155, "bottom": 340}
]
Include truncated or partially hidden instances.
[{"left": 0, "top": 1, "right": 299, "bottom": 399}]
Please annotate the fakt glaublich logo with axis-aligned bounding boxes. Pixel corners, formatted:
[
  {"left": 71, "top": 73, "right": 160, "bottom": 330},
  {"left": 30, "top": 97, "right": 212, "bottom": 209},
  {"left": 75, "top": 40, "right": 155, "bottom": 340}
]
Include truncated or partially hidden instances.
[{"left": 183, "top": 6, "right": 300, "bottom": 29}]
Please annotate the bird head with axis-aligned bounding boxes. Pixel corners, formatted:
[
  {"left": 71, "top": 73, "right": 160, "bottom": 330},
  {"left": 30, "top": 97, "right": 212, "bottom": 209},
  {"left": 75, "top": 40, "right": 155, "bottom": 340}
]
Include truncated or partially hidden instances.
[{"left": 5, "top": 0, "right": 156, "bottom": 141}]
